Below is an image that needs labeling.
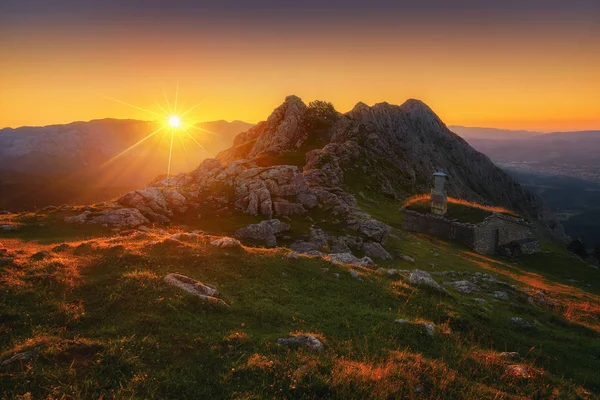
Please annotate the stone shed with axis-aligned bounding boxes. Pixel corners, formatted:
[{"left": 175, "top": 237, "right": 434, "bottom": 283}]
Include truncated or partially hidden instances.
[
  {"left": 472, "top": 214, "right": 533, "bottom": 254},
  {"left": 402, "top": 209, "right": 539, "bottom": 256}
]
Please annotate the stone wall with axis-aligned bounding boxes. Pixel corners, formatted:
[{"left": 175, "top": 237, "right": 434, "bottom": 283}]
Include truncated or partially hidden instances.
[
  {"left": 473, "top": 214, "right": 532, "bottom": 255},
  {"left": 402, "top": 209, "right": 534, "bottom": 255},
  {"left": 402, "top": 209, "right": 476, "bottom": 248}
]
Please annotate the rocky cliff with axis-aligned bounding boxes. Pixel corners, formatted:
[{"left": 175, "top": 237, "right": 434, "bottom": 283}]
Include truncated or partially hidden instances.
[{"left": 111, "top": 95, "right": 566, "bottom": 249}]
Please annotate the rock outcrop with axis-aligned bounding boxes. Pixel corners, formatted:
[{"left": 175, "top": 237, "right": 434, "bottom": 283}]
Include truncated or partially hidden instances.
[
  {"left": 65, "top": 208, "right": 149, "bottom": 228},
  {"left": 234, "top": 219, "right": 290, "bottom": 247},
  {"left": 110, "top": 94, "right": 563, "bottom": 252}
]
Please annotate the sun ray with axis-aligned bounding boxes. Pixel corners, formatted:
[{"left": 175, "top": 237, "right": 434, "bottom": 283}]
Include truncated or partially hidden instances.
[
  {"left": 177, "top": 132, "right": 188, "bottom": 154},
  {"left": 101, "top": 126, "right": 164, "bottom": 167},
  {"left": 181, "top": 102, "right": 204, "bottom": 117},
  {"left": 183, "top": 123, "right": 217, "bottom": 136},
  {"left": 181, "top": 128, "right": 208, "bottom": 153},
  {"left": 98, "top": 94, "right": 162, "bottom": 118},
  {"left": 162, "top": 87, "right": 173, "bottom": 114},
  {"left": 154, "top": 101, "right": 169, "bottom": 116}
]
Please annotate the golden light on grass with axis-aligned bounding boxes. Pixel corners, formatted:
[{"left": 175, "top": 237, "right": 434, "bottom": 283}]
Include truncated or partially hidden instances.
[{"left": 403, "top": 194, "right": 518, "bottom": 216}]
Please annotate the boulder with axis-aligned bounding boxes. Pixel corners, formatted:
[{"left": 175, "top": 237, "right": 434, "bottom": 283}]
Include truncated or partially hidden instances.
[
  {"left": 210, "top": 237, "right": 242, "bottom": 248},
  {"left": 409, "top": 270, "right": 448, "bottom": 294},
  {"left": 447, "top": 280, "right": 480, "bottom": 294},
  {"left": 363, "top": 242, "right": 392, "bottom": 260},
  {"left": 163, "top": 273, "right": 228, "bottom": 307},
  {"left": 326, "top": 253, "right": 374, "bottom": 267},
  {"left": 277, "top": 334, "right": 323, "bottom": 352},
  {"left": 234, "top": 219, "right": 290, "bottom": 247},
  {"left": 65, "top": 208, "right": 149, "bottom": 228}
]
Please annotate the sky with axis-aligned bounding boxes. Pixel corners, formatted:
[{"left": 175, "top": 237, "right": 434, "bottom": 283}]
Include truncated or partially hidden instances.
[{"left": 1, "top": 0, "right": 599, "bottom": 131}]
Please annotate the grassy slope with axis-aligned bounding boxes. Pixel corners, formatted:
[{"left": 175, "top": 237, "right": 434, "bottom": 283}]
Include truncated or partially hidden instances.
[{"left": 1, "top": 207, "right": 599, "bottom": 399}]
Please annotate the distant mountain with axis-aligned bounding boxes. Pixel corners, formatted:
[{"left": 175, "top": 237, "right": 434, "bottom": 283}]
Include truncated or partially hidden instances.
[
  {"left": 0, "top": 118, "right": 253, "bottom": 211},
  {"left": 461, "top": 130, "right": 600, "bottom": 182},
  {"left": 448, "top": 126, "right": 540, "bottom": 140}
]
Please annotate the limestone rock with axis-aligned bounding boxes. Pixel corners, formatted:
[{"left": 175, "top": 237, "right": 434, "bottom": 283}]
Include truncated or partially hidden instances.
[
  {"left": 65, "top": 208, "right": 149, "bottom": 228},
  {"left": 277, "top": 334, "right": 323, "bottom": 352},
  {"left": 424, "top": 323, "right": 435, "bottom": 337},
  {"left": 363, "top": 242, "right": 392, "bottom": 260},
  {"left": 164, "top": 273, "right": 228, "bottom": 307},
  {"left": 326, "top": 253, "right": 374, "bottom": 267},
  {"left": 210, "top": 237, "right": 242, "bottom": 248},
  {"left": 447, "top": 280, "right": 480, "bottom": 294},
  {"left": 507, "top": 317, "right": 533, "bottom": 328},
  {"left": 409, "top": 270, "right": 448, "bottom": 294},
  {"left": 234, "top": 219, "right": 290, "bottom": 247}
]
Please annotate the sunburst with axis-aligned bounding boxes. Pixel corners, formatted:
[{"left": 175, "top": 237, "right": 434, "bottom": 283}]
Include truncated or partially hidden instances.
[{"left": 99, "top": 83, "right": 215, "bottom": 183}]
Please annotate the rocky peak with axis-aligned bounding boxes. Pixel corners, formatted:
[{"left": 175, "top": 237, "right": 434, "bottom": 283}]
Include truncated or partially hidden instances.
[
  {"left": 218, "top": 95, "right": 308, "bottom": 162},
  {"left": 249, "top": 95, "right": 308, "bottom": 157}
]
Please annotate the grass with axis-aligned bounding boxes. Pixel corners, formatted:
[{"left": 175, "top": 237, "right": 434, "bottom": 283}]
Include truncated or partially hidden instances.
[
  {"left": 1, "top": 212, "right": 600, "bottom": 398},
  {"left": 404, "top": 198, "right": 521, "bottom": 224}
]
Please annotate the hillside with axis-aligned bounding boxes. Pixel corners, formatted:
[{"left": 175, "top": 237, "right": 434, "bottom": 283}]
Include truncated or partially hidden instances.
[
  {"left": 3, "top": 97, "right": 596, "bottom": 399},
  {"left": 1, "top": 204, "right": 599, "bottom": 398}
]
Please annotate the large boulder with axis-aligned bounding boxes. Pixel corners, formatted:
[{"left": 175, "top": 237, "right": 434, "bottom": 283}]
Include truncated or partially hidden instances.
[
  {"left": 118, "top": 187, "right": 188, "bottom": 223},
  {"left": 234, "top": 219, "right": 290, "bottom": 247}
]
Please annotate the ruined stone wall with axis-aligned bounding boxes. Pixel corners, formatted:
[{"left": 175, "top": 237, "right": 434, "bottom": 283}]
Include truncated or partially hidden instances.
[
  {"left": 473, "top": 215, "right": 532, "bottom": 255},
  {"left": 402, "top": 210, "right": 476, "bottom": 248},
  {"left": 402, "top": 210, "right": 533, "bottom": 255}
]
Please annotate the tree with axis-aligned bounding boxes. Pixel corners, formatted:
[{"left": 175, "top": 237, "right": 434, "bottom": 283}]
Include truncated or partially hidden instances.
[{"left": 304, "top": 100, "right": 338, "bottom": 131}]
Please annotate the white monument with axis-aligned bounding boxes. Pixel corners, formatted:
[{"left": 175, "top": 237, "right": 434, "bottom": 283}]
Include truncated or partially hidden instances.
[{"left": 431, "top": 172, "right": 448, "bottom": 215}]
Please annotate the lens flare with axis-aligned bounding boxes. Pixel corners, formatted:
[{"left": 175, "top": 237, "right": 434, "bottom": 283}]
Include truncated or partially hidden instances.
[{"left": 169, "top": 115, "right": 181, "bottom": 128}]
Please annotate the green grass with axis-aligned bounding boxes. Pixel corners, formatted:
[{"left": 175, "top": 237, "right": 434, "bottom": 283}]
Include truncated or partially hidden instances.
[
  {"left": 405, "top": 200, "right": 513, "bottom": 224},
  {"left": 1, "top": 218, "right": 600, "bottom": 398}
]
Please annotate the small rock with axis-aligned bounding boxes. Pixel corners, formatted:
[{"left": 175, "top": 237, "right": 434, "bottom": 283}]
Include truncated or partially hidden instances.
[
  {"left": 362, "top": 242, "right": 392, "bottom": 260},
  {"left": 473, "top": 298, "right": 487, "bottom": 303},
  {"left": 164, "top": 273, "right": 228, "bottom": 307},
  {"left": 210, "top": 237, "right": 242, "bottom": 248},
  {"left": 507, "top": 317, "right": 533, "bottom": 328},
  {"left": 395, "top": 319, "right": 409, "bottom": 325},
  {"left": 387, "top": 269, "right": 398, "bottom": 276},
  {"left": 399, "top": 254, "right": 415, "bottom": 263},
  {"left": 31, "top": 250, "right": 50, "bottom": 260},
  {"left": 51, "top": 243, "right": 71, "bottom": 253},
  {"left": 505, "top": 364, "right": 530, "bottom": 378},
  {"left": 493, "top": 291, "right": 510, "bottom": 300},
  {"left": 414, "top": 384, "right": 425, "bottom": 394},
  {"left": 447, "top": 280, "right": 480, "bottom": 294},
  {"left": 286, "top": 251, "right": 299, "bottom": 259},
  {"left": 433, "top": 253, "right": 439, "bottom": 257},
  {"left": 277, "top": 335, "right": 323, "bottom": 352},
  {"left": 349, "top": 270, "right": 360, "bottom": 279},
  {"left": 1, "top": 348, "right": 40, "bottom": 365},
  {"left": 333, "top": 273, "right": 340, "bottom": 279},
  {"left": 424, "top": 323, "right": 435, "bottom": 337},
  {"left": 500, "top": 352, "right": 519, "bottom": 360},
  {"left": 326, "top": 253, "right": 374, "bottom": 268},
  {"left": 409, "top": 270, "right": 448, "bottom": 294}
]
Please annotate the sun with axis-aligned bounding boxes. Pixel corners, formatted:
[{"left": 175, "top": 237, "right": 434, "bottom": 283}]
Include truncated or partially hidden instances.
[{"left": 168, "top": 115, "right": 181, "bottom": 128}]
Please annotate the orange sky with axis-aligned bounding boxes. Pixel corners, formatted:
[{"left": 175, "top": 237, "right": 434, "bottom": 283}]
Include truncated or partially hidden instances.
[{"left": 1, "top": 2, "right": 599, "bottom": 132}]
